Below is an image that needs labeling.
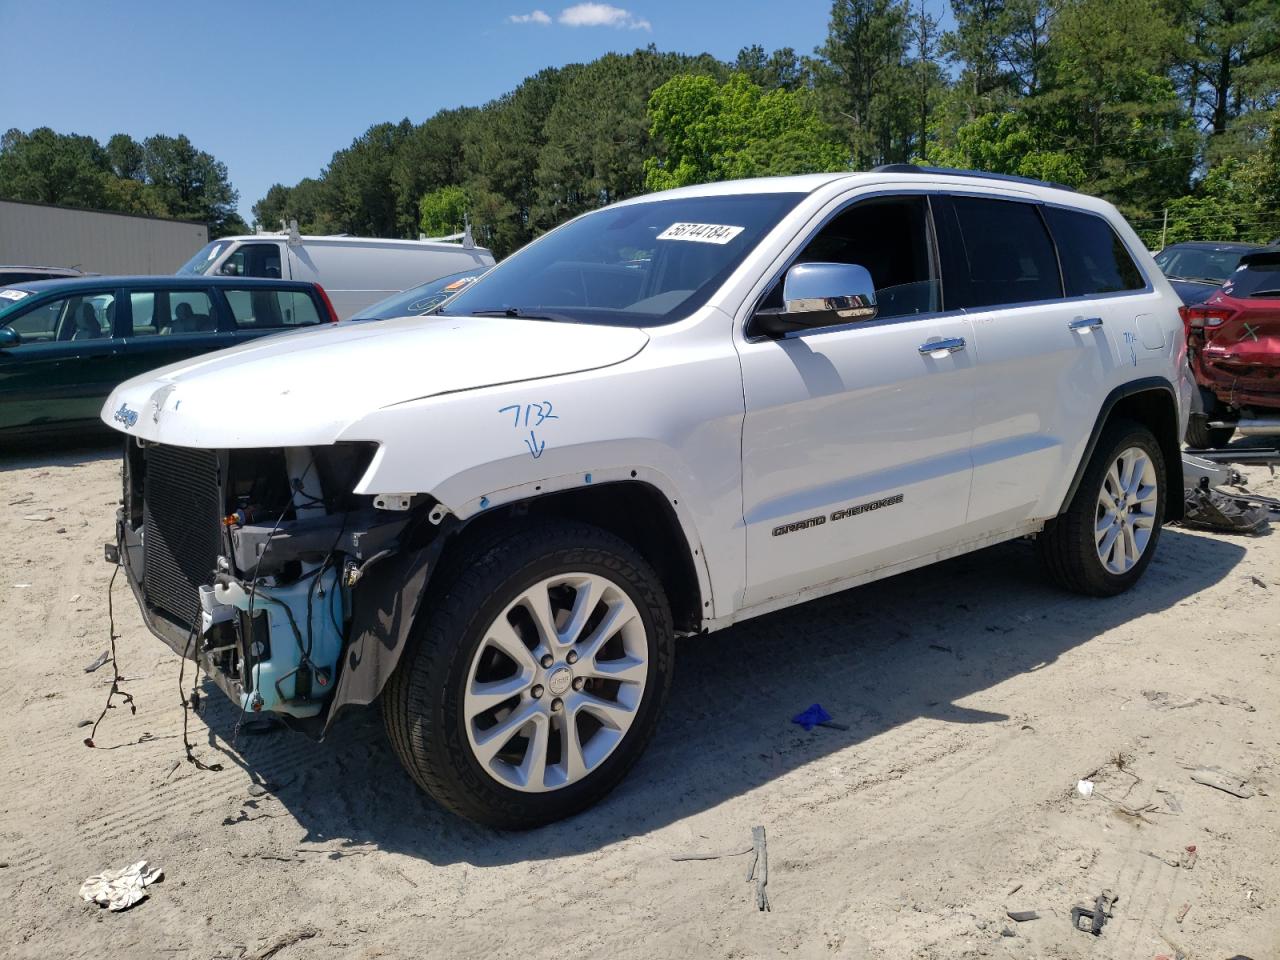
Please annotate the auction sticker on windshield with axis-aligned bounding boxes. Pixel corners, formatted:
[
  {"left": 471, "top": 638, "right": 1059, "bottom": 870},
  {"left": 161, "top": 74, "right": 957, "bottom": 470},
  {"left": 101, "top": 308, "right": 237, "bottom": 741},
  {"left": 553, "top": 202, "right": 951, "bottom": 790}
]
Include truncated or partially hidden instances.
[
  {"left": 0, "top": 289, "right": 30, "bottom": 302},
  {"left": 657, "top": 222, "right": 745, "bottom": 244}
]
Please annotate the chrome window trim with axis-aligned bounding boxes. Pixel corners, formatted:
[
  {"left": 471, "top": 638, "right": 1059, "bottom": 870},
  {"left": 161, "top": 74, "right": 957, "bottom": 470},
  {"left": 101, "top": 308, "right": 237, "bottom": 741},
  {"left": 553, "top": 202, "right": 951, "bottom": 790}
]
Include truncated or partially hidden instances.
[{"left": 737, "top": 185, "right": 1158, "bottom": 345}]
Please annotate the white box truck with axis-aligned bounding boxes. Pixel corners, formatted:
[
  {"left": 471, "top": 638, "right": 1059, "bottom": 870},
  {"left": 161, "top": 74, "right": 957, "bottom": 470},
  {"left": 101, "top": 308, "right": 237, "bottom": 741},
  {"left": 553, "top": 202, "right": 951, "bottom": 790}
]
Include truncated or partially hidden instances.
[{"left": 177, "top": 225, "right": 495, "bottom": 320}]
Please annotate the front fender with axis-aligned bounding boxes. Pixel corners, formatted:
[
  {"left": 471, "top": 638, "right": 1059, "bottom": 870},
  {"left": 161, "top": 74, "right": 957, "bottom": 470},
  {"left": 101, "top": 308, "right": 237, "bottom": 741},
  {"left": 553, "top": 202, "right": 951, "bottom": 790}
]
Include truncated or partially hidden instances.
[{"left": 336, "top": 335, "right": 746, "bottom": 620}]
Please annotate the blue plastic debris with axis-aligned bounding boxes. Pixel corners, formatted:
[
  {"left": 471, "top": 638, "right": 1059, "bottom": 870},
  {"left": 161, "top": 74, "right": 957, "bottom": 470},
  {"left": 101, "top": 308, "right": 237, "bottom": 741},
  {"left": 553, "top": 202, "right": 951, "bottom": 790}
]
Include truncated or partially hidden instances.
[{"left": 791, "top": 703, "right": 833, "bottom": 731}]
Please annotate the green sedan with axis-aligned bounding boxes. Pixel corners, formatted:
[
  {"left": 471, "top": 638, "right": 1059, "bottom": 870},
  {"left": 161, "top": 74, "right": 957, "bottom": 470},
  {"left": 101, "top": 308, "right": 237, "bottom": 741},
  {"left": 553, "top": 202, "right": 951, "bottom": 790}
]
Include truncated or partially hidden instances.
[{"left": 0, "top": 275, "right": 337, "bottom": 437}]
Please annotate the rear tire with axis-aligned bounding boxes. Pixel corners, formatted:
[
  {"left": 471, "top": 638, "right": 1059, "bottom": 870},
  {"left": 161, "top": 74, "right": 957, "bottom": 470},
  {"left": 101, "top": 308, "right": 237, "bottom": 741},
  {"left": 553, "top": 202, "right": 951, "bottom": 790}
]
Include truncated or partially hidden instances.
[
  {"left": 1185, "top": 412, "right": 1234, "bottom": 449},
  {"left": 382, "top": 520, "right": 674, "bottom": 829},
  {"left": 1039, "top": 419, "right": 1166, "bottom": 597}
]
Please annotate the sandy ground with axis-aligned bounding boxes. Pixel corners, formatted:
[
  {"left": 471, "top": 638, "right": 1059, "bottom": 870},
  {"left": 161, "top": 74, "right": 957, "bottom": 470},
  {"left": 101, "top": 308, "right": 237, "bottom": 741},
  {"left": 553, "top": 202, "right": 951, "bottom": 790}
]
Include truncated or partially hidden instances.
[{"left": 0, "top": 439, "right": 1277, "bottom": 960}]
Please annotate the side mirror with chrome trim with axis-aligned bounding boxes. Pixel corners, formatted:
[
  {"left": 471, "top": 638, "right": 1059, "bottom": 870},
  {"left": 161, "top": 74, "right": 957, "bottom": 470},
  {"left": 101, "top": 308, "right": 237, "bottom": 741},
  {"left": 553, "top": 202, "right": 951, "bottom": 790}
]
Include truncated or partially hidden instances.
[{"left": 752, "top": 262, "right": 879, "bottom": 337}]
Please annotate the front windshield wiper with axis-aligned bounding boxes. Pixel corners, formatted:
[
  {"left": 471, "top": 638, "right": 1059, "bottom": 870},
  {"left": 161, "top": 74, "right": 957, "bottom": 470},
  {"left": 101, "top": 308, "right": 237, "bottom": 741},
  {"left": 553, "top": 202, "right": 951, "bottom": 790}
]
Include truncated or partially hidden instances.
[
  {"left": 468, "top": 308, "right": 574, "bottom": 322},
  {"left": 1248, "top": 289, "right": 1280, "bottom": 298}
]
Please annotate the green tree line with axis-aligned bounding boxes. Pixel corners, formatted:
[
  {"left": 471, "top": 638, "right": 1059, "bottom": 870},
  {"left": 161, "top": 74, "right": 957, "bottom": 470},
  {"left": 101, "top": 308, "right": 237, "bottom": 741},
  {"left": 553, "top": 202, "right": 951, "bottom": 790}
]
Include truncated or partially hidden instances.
[
  {"left": 3, "top": 0, "right": 1277, "bottom": 254},
  {"left": 0, "top": 128, "right": 246, "bottom": 236},
  {"left": 256, "top": 0, "right": 1278, "bottom": 255}
]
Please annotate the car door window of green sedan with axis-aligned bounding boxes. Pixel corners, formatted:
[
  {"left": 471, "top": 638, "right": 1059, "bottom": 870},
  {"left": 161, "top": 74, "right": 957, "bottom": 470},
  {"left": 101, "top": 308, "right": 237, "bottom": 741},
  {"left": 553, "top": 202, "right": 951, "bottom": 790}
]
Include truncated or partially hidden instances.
[
  {"left": 226, "top": 289, "right": 321, "bottom": 329},
  {"left": 4, "top": 294, "right": 115, "bottom": 345},
  {"left": 129, "top": 291, "right": 215, "bottom": 336},
  {"left": 5, "top": 299, "right": 63, "bottom": 343}
]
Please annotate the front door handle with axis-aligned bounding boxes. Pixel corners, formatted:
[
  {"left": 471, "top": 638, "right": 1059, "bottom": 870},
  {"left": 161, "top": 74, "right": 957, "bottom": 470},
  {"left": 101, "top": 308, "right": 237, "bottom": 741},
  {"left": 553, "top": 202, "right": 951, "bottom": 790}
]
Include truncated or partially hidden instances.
[
  {"left": 918, "top": 336, "right": 966, "bottom": 356},
  {"left": 1069, "top": 316, "right": 1104, "bottom": 331}
]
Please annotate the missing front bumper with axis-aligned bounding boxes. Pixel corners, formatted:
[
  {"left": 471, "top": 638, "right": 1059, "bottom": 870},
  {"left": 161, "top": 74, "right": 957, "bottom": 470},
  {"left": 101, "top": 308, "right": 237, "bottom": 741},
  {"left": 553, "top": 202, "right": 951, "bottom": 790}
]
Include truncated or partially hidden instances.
[{"left": 113, "top": 497, "right": 451, "bottom": 738}]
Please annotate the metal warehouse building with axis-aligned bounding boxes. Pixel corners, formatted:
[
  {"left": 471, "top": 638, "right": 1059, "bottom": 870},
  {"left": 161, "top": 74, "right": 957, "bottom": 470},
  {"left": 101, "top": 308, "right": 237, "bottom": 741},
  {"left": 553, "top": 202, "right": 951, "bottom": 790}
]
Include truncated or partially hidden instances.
[{"left": 0, "top": 199, "right": 208, "bottom": 275}]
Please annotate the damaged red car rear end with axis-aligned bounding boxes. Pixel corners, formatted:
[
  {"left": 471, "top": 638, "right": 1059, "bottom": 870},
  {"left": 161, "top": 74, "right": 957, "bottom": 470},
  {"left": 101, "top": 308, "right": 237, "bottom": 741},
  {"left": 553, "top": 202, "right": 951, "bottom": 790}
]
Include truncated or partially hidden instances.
[{"left": 1182, "top": 250, "right": 1280, "bottom": 448}]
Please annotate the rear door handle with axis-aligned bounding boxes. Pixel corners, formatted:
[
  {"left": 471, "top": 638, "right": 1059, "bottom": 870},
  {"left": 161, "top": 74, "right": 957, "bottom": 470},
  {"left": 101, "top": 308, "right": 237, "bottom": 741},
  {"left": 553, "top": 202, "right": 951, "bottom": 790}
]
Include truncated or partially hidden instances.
[
  {"left": 918, "top": 336, "right": 966, "bottom": 355},
  {"left": 1069, "top": 316, "right": 1104, "bottom": 331}
]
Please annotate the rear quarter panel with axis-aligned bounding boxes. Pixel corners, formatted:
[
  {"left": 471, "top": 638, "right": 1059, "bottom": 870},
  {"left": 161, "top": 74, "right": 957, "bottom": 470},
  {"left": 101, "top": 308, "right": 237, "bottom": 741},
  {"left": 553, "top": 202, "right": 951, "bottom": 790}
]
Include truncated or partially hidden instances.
[{"left": 1037, "top": 207, "right": 1190, "bottom": 515}]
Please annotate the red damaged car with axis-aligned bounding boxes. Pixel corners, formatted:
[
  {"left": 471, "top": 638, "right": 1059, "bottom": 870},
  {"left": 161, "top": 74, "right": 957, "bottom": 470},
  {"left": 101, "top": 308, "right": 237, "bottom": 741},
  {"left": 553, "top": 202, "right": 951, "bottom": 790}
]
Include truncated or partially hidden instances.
[{"left": 1182, "top": 249, "right": 1280, "bottom": 448}]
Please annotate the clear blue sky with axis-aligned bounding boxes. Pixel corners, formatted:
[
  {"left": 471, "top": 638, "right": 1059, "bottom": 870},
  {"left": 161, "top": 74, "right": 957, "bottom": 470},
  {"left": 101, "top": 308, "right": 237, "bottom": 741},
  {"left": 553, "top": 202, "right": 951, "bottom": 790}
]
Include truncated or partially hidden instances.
[{"left": 1, "top": 0, "right": 845, "bottom": 223}]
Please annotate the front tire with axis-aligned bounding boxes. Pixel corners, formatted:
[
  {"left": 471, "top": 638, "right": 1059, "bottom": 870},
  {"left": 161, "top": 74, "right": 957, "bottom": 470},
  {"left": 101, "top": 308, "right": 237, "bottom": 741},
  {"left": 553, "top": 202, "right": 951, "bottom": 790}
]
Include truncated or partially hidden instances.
[
  {"left": 1039, "top": 419, "right": 1166, "bottom": 597},
  {"left": 383, "top": 520, "right": 674, "bottom": 829}
]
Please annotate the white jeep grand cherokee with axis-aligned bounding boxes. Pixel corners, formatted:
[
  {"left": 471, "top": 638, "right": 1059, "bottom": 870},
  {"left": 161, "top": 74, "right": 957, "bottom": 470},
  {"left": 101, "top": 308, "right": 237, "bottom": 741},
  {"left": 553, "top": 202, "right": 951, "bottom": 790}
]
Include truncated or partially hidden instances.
[{"left": 103, "top": 167, "right": 1192, "bottom": 828}]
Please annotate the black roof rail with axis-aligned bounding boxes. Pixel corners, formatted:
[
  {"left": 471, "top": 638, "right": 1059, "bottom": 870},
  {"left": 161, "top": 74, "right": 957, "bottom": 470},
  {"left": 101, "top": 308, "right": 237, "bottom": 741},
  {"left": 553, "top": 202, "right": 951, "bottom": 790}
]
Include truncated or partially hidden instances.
[{"left": 871, "top": 163, "right": 1077, "bottom": 194}]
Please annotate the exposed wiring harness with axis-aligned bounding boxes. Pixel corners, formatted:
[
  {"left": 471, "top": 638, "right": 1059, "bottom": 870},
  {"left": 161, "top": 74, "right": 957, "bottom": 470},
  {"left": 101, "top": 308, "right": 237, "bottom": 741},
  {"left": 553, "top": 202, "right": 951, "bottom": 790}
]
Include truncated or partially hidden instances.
[
  {"left": 177, "top": 622, "right": 224, "bottom": 772},
  {"left": 83, "top": 566, "right": 135, "bottom": 749},
  {"left": 231, "top": 458, "right": 317, "bottom": 745}
]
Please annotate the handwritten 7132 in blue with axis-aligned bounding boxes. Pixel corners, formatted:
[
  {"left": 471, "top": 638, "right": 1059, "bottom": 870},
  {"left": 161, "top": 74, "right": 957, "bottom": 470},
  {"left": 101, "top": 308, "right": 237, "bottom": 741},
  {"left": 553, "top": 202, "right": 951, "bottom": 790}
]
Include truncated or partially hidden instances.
[
  {"left": 499, "top": 402, "right": 559, "bottom": 459},
  {"left": 1122, "top": 331, "right": 1138, "bottom": 367}
]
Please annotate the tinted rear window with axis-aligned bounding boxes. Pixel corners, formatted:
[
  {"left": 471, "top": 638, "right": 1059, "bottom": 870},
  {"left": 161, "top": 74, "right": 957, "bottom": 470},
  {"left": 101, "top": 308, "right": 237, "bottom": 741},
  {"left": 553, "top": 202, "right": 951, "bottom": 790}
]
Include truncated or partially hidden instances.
[
  {"left": 935, "top": 196, "right": 1063, "bottom": 309},
  {"left": 224, "top": 288, "right": 321, "bottom": 329},
  {"left": 1045, "top": 207, "right": 1145, "bottom": 296},
  {"left": 1223, "top": 257, "right": 1280, "bottom": 299}
]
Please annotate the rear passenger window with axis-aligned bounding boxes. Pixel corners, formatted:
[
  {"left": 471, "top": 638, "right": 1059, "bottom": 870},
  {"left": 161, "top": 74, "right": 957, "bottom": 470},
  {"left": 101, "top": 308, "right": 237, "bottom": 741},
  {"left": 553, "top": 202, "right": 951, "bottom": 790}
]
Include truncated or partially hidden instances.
[
  {"left": 128, "top": 291, "right": 215, "bottom": 337},
  {"left": 1044, "top": 207, "right": 1145, "bottom": 296},
  {"left": 225, "top": 289, "right": 322, "bottom": 330},
  {"left": 936, "top": 196, "right": 1063, "bottom": 309}
]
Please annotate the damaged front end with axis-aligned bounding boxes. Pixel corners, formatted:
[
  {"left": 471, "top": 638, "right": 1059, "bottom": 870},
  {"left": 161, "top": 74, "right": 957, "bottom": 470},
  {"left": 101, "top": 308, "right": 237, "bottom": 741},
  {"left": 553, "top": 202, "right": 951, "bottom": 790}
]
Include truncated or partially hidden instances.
[{"left": 112, "top": 440, "right": 447, "bottom": 736}]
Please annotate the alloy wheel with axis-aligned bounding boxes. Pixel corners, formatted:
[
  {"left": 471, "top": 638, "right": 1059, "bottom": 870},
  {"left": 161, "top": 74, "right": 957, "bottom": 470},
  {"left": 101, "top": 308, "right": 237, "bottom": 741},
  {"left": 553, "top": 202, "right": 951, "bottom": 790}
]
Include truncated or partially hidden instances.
[
  {"left": 1095, "top": 445, "right": 1159, "bottom": 575},
  {"left": 462, "top": 573, "right": 648, "bottom": 792}
]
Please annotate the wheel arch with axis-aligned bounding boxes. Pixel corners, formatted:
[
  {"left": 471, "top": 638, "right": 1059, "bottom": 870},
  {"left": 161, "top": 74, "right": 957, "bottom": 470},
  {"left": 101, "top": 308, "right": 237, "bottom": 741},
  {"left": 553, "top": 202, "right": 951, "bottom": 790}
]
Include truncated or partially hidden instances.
[
  {"left": 442, "top": 478, "right": 708, "bottom": 635},
  {"left": 1059, "top": 377, "right": 1184, "bottom": 522},
  {"left": 322, "top": 475, "right": 709, "bottom": 735}
]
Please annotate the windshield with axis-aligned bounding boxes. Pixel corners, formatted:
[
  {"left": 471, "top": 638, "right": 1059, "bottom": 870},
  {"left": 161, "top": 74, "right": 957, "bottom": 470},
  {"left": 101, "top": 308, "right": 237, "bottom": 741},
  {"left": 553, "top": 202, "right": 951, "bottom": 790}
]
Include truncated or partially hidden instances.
[
  {"left": 177, "top": 241, "right": 229, "bottom": 275},
  {"left": 1154, "top": 246, "right": 1250, "bottom": 283},
  {"left": 354, "top": 268, "right": 488, "bottom": 320},
  {"left": 440, "top": 192, "right": 806, "bottom": 326},
  {"left": 1222, "top": 257, "right": 1280, "bottom": 299}
]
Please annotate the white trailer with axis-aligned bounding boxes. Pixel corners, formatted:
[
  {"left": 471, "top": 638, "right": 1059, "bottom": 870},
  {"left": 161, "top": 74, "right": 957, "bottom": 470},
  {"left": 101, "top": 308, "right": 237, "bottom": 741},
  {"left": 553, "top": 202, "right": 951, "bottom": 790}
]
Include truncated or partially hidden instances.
[{"left": 0, "top": 199, "right": 208, "bottom": 275}]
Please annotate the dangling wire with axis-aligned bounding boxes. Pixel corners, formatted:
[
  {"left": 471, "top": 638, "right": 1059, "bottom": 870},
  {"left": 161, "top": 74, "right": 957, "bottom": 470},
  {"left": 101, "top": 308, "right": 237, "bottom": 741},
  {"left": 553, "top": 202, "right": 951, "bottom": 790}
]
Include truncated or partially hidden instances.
[
  {"left": 178, "top": 622, "right": 223, "bottom": 772},
  {"left": 84, "top": 565, "right": 136, "bottom": 748}
]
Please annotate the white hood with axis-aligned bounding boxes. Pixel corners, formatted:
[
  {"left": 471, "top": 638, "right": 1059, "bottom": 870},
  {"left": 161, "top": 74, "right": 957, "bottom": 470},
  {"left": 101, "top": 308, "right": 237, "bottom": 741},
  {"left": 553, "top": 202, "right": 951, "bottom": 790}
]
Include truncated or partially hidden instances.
[{"left": 100, "top": 315, "right": 649, "bottom": 447}]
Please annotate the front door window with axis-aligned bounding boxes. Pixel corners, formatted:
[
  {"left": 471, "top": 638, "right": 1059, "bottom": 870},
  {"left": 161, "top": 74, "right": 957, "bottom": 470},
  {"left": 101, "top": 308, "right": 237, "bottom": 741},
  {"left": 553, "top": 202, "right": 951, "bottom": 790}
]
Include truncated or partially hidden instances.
[
  {"left": 218, "top": 244, "right": 283, "bottom": 279},
  {"left": 3, "top": 293, "right": 116, "bottom": 344}
]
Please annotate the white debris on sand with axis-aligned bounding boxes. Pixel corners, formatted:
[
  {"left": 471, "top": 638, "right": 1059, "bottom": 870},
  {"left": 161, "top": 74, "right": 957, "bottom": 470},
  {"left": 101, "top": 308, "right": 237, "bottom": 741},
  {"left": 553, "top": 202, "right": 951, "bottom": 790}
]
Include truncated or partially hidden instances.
[{"left": 79, "top": 860, "right": 163, "bottom": 912}]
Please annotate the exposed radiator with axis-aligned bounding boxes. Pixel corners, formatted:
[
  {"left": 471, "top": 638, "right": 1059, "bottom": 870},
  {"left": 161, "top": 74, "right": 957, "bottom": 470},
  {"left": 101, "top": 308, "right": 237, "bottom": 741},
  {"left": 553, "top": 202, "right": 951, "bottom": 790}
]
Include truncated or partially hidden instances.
[{"left": 142, "top": 445, "right": 221, "bottom": 629}]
